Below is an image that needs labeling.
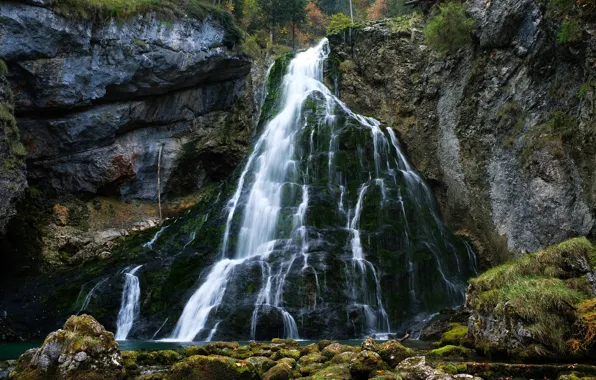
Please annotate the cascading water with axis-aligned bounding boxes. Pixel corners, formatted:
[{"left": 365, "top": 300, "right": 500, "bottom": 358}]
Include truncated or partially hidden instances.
[
  {"left": 168, "top": 38, "right": 477, "bottom": 341},
  {"left": 116, "top": 265, "right": 143, "bottom": 340}
]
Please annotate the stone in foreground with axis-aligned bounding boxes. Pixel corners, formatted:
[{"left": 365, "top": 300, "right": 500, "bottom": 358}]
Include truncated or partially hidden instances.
[{"left": 10, "top": 314, "right": 122, "bottom": 379}]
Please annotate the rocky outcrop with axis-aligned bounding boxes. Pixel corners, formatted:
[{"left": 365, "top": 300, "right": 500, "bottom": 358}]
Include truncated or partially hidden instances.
[
  {"left": 0, "top": 1, "right": 266, "bottom": 272},
  {"left": 1, "top": 1, "right": 251, "bottom": 200},
  {"left": 329, "top": 0, "right": 596, "bottom": 265},
  {"left": 10, "top": 314, "right": 122, "bottom": 379},
  {"left": 0, "top": 68, "right": 26, "bottom": 235},
  {"left": 466, "top": 238, "right": 596, "bottom": 360}
]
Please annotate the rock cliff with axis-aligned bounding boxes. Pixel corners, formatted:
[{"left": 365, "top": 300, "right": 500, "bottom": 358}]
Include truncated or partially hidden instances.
[
  {"left": 0, "top": 1, "right": 263, "bottom": 272},
  {"left": 329, "top": 0, "right": 596, "bottom": 266}
]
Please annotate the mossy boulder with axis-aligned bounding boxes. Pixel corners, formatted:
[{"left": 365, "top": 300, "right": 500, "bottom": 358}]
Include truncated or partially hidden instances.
[
  {"left": 427, "top": 345, "right": 471, "bottom": 358},
  {"left": 263, "top": 362, "right": 292, "bottom": 380},
  {"left": 179, "top": 345, "right": 208, "bottom": 357},
  {"left": 377, "top": 341, "right": 415, "bottom": 367},
  {"left": 203, "top": 342, "right": 240, "bottom": 356},
  {"left": 271, "top": 349, "right": 301, "bottom": 361},
  {"left": 169, "top": 355, "right": 259, "bottom": 380},
  {"left": 318, "top": 340, "right": 334, "bottom": 351},
  {"left": 137, "top": 350, "right": 181, "bottom": 365},
  {"left": 321, "top": 343, "right": 357, "bottom": 360},
  {"left": 434, "top": 323, "right": 469, "bottom": 347},
  {"left": 467, "top": 238, "right": 596, "bottom": 360},
  {"left": 349, "top": 350, "right": 390, "bottom": 380},
  {"left": 312, "top": 364, "right": 351, "bottom": 379},
  {"left": 299, "top": 343, "right": 319, "bottom": 356},
  {"left": 330, "top": 351, "right": 356, "bottom": 364},
  {"left": 245, "top": 356, "right": 276, "bottom": 376},
  {"left": 10, "top": 314, "right": 123, "bottom": 380},
  {"left": 297, "top": 353, "right": 325, "bottom": 366},
  {"left": 360, "top": 337, "right": 380, "bottom": 352}
]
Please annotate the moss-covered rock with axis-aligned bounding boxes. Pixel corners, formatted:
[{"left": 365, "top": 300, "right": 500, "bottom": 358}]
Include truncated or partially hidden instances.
[
  {"left": 169, "top": 355, "right": 259, "bottom": 380},
  {"left": 245, "top": 356, "right": 276, "bottom": 377},
  {"left": 349, "top": 350, "right": 390, "bottom": 380},
  {"left": 271, "top": 349, "right": 301, "bottom": 361},
  {"left": 434, "top": 323, "right": 469, "bottom": 347},
  {"left": 467, "top": 238, "right": 596, "bottom": 360},
  {"left": 427, "top": 345, "right": 471, "bottom": 359},
  {"left": 312, "top": 364, "right": 351, "bottom": 380},
  {"left": 377, "top": 341, "right": 415, "bottom": 367},
  {"left": 263, "top": 362, "right": 292, "bottom": 380},
  {"left": 330, "top": 351, "right": 356, "bottom": 364},
  {"left": 10, "top": 314, "right": 122, "bottom": 380},
  {"left": 299, "top": 343, "right": 319, "bottom": 357},
  {"left": 321, "top": 343, "right": 357, "bottom": 360},
  {"left": 179, "top": 345, "right": 208, "bottom": 357}
]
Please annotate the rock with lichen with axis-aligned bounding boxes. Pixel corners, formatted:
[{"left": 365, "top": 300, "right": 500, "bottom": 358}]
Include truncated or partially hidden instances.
[
  {"left": 9, "top": 314, "right": 122, "bottom": 380},
  {"left": 349, "top": 350, "right": 390, "bottom": 380},
  {"left": 169, "top": 354, "right": 259, "bottom": 380}
]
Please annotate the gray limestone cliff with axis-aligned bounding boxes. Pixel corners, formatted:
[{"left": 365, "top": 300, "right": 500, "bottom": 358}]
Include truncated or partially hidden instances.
[{"left": 329, "top": 0, "right": 596, "bottom": 266}]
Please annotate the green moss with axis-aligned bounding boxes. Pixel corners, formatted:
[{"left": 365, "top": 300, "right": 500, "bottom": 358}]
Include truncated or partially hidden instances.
[
  {"left": 427, "top": 345, "right": 470, "bottom": 358},
  {"left": 558, "top": 17, "right": 583, "bottom": 45},
  {"left": 170, "top": 355, "right": 258, "bottom": 380},
  {"left": 469, "top": 238, "right": 596, "bottom": 357},
  {"left": 470, "top": 237, "right": 594, "bottom": 292},
  {"left": 436, "top": 323, "right": 468, "bottom": 347},
  {"left": 424, "top": 2, "right": 475, "bottom": 55}
]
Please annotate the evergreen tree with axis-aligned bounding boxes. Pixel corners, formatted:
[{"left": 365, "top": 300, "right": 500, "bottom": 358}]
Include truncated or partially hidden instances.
[{"left": 283, "top": 0, "right": 308, "bottom": 48}]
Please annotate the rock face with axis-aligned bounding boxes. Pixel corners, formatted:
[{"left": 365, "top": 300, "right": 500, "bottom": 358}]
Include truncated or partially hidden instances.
[
  {"left": 0, "top": 2, "right": 252, "bottom": 200},
  {"left": 0, "top": 71, "right": 26, "bottom": 235},
  {"left": 0, "top": 2, "right": 264, "bottom": 273},
  {"left": 10, "top": 314, "right": 122, "bottom": 379},
  {"left": 329, "top": 0, "right": 596, "bottom": 265}
]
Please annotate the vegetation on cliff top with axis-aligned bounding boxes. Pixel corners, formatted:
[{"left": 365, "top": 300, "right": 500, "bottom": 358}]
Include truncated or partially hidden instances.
[
  {"left": 45, "top": 0, "right": 243, "bottom": 43},
  {"left": 424, "top": 1, "right": 475, "bottom": 55}
]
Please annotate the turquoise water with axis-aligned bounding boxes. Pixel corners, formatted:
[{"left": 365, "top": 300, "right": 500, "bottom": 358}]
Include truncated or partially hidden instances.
[{"left": 0, "top": 340, "right": 431, "bottom": 361}]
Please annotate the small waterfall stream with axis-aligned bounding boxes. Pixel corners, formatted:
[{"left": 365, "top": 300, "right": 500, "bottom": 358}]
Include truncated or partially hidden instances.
[
  {"left": 166, "top": 38, "right": 477, "bottom": 341},
  {"left": 116, "top": 265, "right": 143, "bottom": 340}
]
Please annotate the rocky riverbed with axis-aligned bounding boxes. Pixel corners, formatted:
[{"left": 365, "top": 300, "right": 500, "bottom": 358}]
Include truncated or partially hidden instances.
[{"left": 4, "top": 314, "right": 596, "bottom": 380}]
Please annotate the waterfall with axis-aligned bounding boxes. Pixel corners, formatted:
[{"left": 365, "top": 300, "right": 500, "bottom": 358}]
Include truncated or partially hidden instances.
[
  {"left": 77, "top": 278, "right": 107, "bottom": 314},
  {"left": 116, "top": 265, "right": 143, "bottom": 340},
  {"left": 168, "top": 38, "right": 476, "bottom": 341}
]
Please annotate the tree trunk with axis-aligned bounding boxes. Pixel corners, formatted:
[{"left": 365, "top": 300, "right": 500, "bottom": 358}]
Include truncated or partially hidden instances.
[{"left": 292, "top": 22, "right": 296, "bottom": 50}]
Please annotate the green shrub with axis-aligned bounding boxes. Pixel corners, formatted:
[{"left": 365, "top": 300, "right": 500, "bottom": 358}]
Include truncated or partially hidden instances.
[
  {"left": 326, "top": 13, "right": 355, "bottom": 36},
  {"left": 424, "top": 2, "right": 475, "bottom": 55},
  {"left": 558, "top": 17, "right": 583, "bottom": 45}
]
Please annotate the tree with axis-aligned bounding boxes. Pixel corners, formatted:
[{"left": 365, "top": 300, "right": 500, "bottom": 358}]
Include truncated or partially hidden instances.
[
  {"left": 258, "top": 0, "right": 284, "bottom": 42},
  {"left": 368, "top": 0, "right": 388, "bottom": 19},
  {"left": 284, "top": 0, "right": 308, "bottom": 48}
]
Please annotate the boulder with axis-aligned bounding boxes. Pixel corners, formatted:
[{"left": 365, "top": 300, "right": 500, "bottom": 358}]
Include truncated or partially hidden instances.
[
  {"left": 349, "top": 350, "right": 390, "bottom": 380},
  {"left": 321, "top": 343, "right": 357, "bottom": 360},
  {"left": 377, "top": 341, "right": 415, "bottom": 367},
  {"left": 9, "top": 314, "right": 122, "bottom": 380},
  {"left": 263, "top": 362, "right": 292, "bottom": 380},
  {"left": 169, "top": 355, "right": 259, "bottom": 380}
]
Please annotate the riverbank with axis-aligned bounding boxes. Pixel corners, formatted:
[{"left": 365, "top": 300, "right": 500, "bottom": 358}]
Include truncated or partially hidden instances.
[{"left": 4, "top": 315, "right": 596, "bottom": 380}]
